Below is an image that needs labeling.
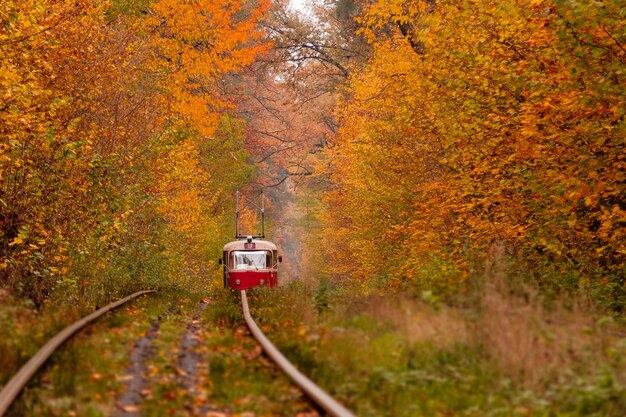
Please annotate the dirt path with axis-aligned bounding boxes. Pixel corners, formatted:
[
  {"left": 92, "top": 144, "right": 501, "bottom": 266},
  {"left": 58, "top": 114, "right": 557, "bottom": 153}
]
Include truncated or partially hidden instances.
[
  {"left": 110, "top": 294, "right": 317, "bottom": 417},
  {"left": 178, "top": 297, "right": 230, "bottom": 416},
  {"left": 115, "top": 303, "right": 181, "bottom": 416},
  {"left": 114, "top": 298, "right": 230, "bottom": 416},
  {"left": 114, "top": 317, "right": 162, "bottom": 416}
]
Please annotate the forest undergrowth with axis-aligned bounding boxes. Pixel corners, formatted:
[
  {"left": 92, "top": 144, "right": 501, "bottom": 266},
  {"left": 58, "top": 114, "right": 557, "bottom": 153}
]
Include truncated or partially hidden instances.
[{"left": 242, "top": 246, "right": 626, "bottom": 417}]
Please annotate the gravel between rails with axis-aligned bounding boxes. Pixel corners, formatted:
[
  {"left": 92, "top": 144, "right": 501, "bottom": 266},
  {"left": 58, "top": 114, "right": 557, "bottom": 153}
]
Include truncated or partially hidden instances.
[
  {"left": 178, "top": 297, "right": 230, "bottom": 416},
  {"left": 115, "top": 304, "right": 177, "bottom": 416}
]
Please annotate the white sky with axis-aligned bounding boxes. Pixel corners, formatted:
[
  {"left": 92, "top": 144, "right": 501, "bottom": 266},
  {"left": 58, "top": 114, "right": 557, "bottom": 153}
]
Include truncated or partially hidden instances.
[{"left": 288, "top": 0, "right": 312, "bottom": 15}]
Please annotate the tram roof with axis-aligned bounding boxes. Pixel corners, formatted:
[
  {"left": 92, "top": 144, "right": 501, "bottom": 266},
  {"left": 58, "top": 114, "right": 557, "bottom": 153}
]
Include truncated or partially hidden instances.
[{"left": 223, "top": 239, "right": 277, "bottom": 251}]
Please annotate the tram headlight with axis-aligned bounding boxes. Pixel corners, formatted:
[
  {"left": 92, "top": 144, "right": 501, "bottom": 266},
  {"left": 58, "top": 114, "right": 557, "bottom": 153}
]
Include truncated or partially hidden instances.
[
  {"left": 260, "top": 279, "right": 264, "bottom": 285},
  {"left": 236, "top": 279, "right": 241, "bottom": 285}
]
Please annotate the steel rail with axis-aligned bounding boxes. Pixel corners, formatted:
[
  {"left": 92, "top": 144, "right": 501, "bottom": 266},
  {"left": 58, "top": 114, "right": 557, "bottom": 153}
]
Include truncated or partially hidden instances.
[
  {"left": 0, "top": 290, "right": 155, "bottom": 417},
  {"left": 240, "top": 290, "right": 356, "bottom": 417}
]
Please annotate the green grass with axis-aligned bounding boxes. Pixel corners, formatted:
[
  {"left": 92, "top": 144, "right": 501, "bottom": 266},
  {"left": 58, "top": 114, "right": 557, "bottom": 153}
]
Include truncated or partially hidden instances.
[
  {"left": 197, "top": 288, "right": 315, "bottom": 416},
  {"left": 6, "top": 289, "right": 197, "bottom": 417},
  {"left": 5, "top": 277, "right": 624, "bottom": 417},
  {"left": 3, "top": 286, "right": 317, "bottom": 417},
  {"left": 138, "top": 294, "right": 200, "bottom": 417},
  {"left": 241, "top": 281, "right": 626, "bottom": 417}
]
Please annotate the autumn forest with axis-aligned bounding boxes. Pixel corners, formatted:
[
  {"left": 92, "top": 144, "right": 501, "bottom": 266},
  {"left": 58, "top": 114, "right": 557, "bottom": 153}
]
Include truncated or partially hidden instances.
[{"left": 1, "top": 0, "right": 625, "bottom": 415}]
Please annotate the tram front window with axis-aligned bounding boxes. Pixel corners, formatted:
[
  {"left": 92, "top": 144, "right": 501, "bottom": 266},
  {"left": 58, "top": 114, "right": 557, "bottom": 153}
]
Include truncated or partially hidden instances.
[{"left": 233, "top": 251, "right": 269, "bottom": 270}]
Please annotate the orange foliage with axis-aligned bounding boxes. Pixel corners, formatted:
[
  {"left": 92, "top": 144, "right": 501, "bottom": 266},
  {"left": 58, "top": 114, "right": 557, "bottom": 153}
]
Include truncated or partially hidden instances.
[
  {"left": 0, "top": 0, "right": 268, "bottom": 304},
  {"left": 148, "top": 0, "right": 269, "bottom": 136},
  {"left": 320, "top": 0, "right": 625, "bottom": 297}
]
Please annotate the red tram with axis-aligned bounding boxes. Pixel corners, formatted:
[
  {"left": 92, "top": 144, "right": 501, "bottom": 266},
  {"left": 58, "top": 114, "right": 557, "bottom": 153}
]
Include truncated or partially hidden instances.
[
  {"left": 220, "top": 236, "right": 281, "bottom": 290},
  {"left": 219, "top": 191, "right": 282, "bottom": 290}
]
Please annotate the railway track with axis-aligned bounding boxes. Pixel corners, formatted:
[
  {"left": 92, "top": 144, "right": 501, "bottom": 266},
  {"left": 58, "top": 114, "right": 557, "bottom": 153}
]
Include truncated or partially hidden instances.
[
  {"left": 0, "top": 290, "right": 356, "bottom": 417},
  {"left": 0, "top": 290, "right": 155, "bottom": 417},
  {"left": 241, "top": 290, "right": 355, "bottom": 417}
]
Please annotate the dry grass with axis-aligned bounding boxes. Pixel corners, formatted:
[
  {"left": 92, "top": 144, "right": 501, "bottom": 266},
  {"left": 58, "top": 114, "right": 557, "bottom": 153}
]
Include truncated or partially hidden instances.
[
  {"left": 0, "top": 288, "right": 38, "bottom": 382},
  {"left": 347, "top": 294, "right": 469, "bottom": 347},
  {"left": 0, "top": 287, "right": 89, "bottom": 385},
  {"left": 477, "top": 244, "right": 621, "bottom": 386},
  {"left": 325, "top": 243, "right": 625, "bottom": 389}
]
